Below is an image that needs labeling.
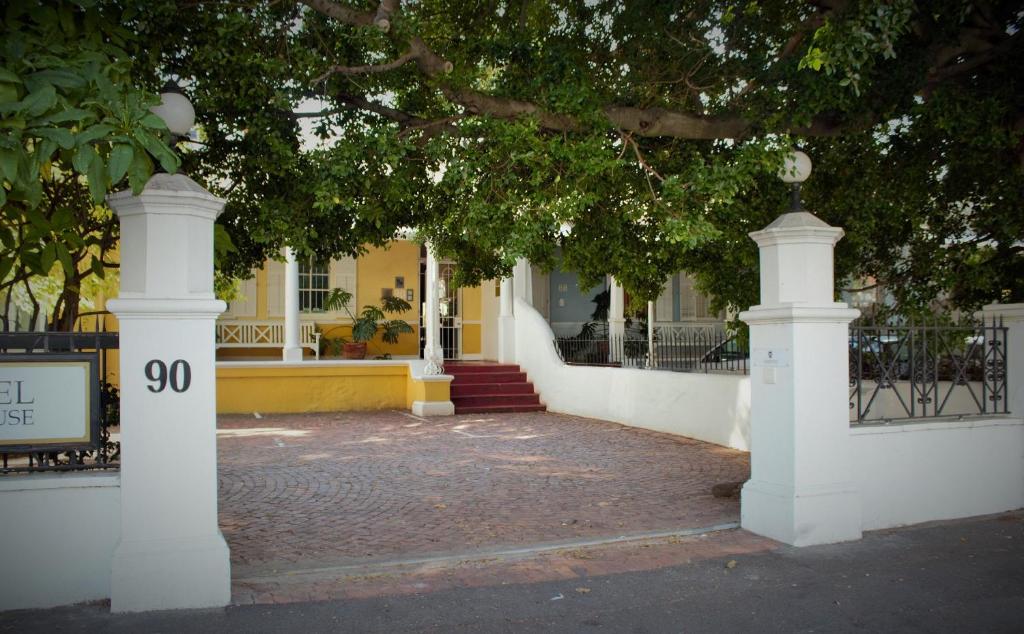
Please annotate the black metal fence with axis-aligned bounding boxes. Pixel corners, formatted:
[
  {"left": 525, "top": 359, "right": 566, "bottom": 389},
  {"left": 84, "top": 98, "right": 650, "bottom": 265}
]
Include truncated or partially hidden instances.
[
  {"left": 849, "top": 318, "right": 1009, "bottom": 423},
  {"left": 554, "top": 327, "right": 748, "bottom": 374},
  {"left": 0, "top": 315, "right": 120, "bottom": 474}
]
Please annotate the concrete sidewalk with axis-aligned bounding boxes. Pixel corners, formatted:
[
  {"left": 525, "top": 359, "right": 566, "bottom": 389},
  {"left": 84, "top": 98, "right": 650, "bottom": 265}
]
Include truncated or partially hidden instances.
[{"left": 3, "top": 512, "right": 1022, "bottom": 633}]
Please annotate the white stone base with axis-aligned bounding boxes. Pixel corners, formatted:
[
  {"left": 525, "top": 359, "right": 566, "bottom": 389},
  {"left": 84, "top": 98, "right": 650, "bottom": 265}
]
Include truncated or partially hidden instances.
[
  {"left": 111, "top": 532, "right": 231, "bottom": 612},
  {"left": 741, "top": 479, "right": 862, "bottom": 547},
  {"left": 282, "top": 346, "right": 304, "bottom": 362},
  {"left": 412, "top": 400, "right": 455, "bottom": 417}
]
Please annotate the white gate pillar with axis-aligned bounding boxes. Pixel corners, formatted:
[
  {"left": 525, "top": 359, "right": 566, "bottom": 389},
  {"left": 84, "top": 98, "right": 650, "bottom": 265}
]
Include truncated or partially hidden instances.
[
  {"left": 106, "top": 174, "right": 230, "bottom": 611},
  {"left": 282, "top": 246, "right": 303, "bottom": 362},
  {"left": 739, "top": 211, "right": 862, "bottom": 547},
  {"left": 423, "top": 242, "right": 444, "bottom": 375},
  {"left": 498, "top": 277, "right": 515, "bottom": 363}
]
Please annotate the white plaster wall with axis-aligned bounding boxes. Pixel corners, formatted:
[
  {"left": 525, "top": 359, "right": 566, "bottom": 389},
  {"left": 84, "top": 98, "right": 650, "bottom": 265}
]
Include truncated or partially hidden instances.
[
  {"left": 513, "top": 298, "right": 751, "bottom": 451},
  {"left": 851, "top": 418, "right": 1024, "bottom": 531},
  {"left": 0, "top": 473, "right": 121, "bottom": 610}
]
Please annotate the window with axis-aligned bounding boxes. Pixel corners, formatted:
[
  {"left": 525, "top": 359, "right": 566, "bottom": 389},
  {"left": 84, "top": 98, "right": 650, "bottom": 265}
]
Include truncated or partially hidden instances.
[{"left": 299, "top": 260, "right": 329, "bottom": 312}]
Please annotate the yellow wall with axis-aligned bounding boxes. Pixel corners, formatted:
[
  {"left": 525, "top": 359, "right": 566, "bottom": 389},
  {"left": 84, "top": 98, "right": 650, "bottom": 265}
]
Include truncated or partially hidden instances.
[
  {"left": 216, "top": 363, "right": 450, "bottom": 414},
  {"left": 351, "top": 241, "right": 421, "bottom": 356}
]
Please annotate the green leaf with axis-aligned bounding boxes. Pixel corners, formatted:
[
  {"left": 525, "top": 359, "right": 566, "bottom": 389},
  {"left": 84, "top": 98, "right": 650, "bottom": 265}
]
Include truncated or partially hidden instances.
[
  {"left": 54, "top": 242, "right": 75, "bottom": 278},
  {"left": 0, "top": 68, "right": 22, "bottom": 84},
  {"left": 0, "top": 147, "right": 19, "bottom": 182},
  {"left": 126, "top": 147, "right": 152, "bottom": 193},
  {"left": 36, "top": 107, "right": 91, "bottom": 125},
  {"left": 108, "top": 143, "right": 132, "bottom": 183},
  {"left": 90, "top": 256, "right": 105, "bottom": 279},
  {"left": 76, "top": 123, "right": 115, "bottom": 145},
  {"left": 0, "top": 251, "right": 14, "bottom": 283},
  {"left": 133, "top": 127, "right": 179, "bottom": 173},
  {"left": 40, "top": 242, "right": 57, "bottom": 273},
  {"left": 32, "top": 126, "right": 75, "bottom": 149},
  {"left": 87, "top": 151, "right": 106, "bottom": 202},
  {"left": 27, "top": 69, "right": 85, "bottom": 89},
  {"left": 72, "top": 143, "right": 97, "bottom": 174},
  {"left": 22, "top": 85, "right": 57, "bottom": 117}
]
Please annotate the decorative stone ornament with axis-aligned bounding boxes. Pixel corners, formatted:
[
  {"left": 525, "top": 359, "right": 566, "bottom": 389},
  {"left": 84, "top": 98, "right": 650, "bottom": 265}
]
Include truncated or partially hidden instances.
[{"left": 106, "top": 173, "right": 231, "bottom": 612}]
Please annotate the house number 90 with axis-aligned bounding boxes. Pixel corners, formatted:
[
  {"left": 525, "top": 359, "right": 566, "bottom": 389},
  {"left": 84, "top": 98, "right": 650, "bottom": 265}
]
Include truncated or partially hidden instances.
[{"left": 145, "top": 360, "right": 191, "bottom": 393}]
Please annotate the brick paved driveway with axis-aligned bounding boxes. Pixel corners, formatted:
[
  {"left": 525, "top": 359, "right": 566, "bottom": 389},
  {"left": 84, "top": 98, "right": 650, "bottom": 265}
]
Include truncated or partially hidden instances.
[{"left": 217, "top": 411, "right": 749, "bottom": 574}]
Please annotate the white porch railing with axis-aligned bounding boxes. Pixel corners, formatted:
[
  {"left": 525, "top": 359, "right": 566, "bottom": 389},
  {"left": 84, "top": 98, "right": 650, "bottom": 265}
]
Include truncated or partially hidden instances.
[{"left": 216, "top": 321, "right": 321, "bottom": 359}]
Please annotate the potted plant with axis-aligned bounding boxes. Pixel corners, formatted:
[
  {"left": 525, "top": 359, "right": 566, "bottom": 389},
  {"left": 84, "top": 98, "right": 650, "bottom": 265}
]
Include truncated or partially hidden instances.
[{"left": 323, "top": 288, "right": 414, "bottom": 359}]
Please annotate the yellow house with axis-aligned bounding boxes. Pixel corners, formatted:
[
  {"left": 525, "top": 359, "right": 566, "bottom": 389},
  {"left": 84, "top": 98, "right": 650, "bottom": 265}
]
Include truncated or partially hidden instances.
[{"left": 215, "top": 239, "right": 497, "bottom": 362}]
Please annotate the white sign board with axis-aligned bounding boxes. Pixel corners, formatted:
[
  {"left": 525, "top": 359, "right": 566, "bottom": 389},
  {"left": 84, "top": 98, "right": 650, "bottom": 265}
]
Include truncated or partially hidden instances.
[
  {"left": 752, "top": 347, "right": 790, "bottom": 368},
  {"left": 0, "top": 357, "right": 96, "bottom": 449}
]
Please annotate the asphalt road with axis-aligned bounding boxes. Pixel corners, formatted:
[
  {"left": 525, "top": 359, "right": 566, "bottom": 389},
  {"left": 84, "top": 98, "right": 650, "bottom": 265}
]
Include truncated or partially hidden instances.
[{"left": 3, "top": 512, "right": 1022, "bottom": 633}]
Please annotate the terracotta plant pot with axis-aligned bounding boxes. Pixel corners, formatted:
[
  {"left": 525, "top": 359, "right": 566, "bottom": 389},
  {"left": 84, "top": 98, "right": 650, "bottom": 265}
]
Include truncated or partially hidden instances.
[{"left": 342, "top": 342, "right": 367, "bottom": 360}]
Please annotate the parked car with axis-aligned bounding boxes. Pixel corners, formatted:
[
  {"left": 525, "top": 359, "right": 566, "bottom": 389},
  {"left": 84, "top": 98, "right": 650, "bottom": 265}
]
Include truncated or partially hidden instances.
[{"left": 700, "top": 336, "right": 749, "bottom": 368}]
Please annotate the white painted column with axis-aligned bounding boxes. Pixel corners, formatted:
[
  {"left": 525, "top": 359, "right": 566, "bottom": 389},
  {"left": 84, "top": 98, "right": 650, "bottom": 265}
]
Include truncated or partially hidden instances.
[
  {"left": 739, "top": 211, "right": 862, "bottom": 547},
  {"left": 282, "top": 247, "right": 303, "bottom": 362},
  {"left": 647, "top": 300, "right": 655, "bottom": 369},
  {"left": 423, "top": 242, "right": 444, "bottom": 375},
  {"left": 512, "top": 258, "right": 533, "bottom": 306},
  {"left": 106, "top": 174, "right": 230, "bottom": 612},
  {"left": 498, "top": 277, "right": 515, "bottom": 363},
  {"left": 978, "top": 303, "right": 1024, "bottom": 417},
  {"left": 608, "top": 277, "right": 625, "bottom": 363}
]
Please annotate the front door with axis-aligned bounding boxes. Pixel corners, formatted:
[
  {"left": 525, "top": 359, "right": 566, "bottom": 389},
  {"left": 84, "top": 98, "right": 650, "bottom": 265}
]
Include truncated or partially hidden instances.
[
  {"left": 438, "top": 262, "right": 461, "bottom": 360},
  {"left": 419, "top": 256, "right": 462, "bottom": 360}
]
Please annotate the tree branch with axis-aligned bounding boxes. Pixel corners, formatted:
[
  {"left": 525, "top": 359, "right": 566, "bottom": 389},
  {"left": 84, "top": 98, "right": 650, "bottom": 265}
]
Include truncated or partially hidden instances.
[
  {"left": 297, "top": 0, "right": 373, "bottom": 27},
  {"left": 312, "top": 51, "right": 416, "bottom": 84}
]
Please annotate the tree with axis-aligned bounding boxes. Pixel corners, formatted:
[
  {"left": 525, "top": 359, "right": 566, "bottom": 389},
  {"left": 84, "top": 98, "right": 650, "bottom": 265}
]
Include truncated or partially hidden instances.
[
  {"left": 138, "top": 0, "right": 1021, "bottom": 316},
  {"left": 7, "top": 1, "right": 1019, "bottom": 325},
  {"left": 0, "top": 0, "right": 178, "bottom": 330}
]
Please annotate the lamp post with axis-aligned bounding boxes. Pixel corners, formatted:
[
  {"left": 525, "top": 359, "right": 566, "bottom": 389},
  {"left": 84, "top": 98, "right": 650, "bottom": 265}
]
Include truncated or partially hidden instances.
[
  {"left": 737, "top": 148, "right": 863, "bottom": 547},
  {"left": 779, "top": 150, "right": 812, "bottom": 212}
]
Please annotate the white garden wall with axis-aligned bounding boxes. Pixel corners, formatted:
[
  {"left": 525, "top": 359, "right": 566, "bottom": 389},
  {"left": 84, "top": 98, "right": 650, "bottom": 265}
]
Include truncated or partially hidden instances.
[
  {"left": 0, "top": 472, "right": 121, "bottom": 610},
  {"left": 852, "top": 417, "right": 1024, "bottom": 530},
  {"left": 513, "top": 298, "right": 752, "bottom": 451}
]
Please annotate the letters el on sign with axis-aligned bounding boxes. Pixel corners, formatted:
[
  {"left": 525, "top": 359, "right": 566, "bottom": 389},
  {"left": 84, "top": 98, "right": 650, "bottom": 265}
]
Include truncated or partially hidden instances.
[{"left": 0, "top": 353, "right": 101, "bottom": 452}]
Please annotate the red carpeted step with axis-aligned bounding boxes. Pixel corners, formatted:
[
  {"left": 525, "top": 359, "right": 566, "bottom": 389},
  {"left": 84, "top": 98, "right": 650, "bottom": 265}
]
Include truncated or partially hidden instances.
[
  {"left": 449, "top": 371, "right": 527, "bottom": 384},
  {"left": 452, "top": 393, "right": 541, "bottom": 408},
  {"left": 453, "top": 403, "right": 547, "bottom": 414},
  {"left": 450, "top": 382, "right": 536, "bottom": 397},
  {"left": 444, "top": 363, "right": 522, "bottom": 374},
  {"left": 446, "top": 362, "right": 545, "bottom": 414}
]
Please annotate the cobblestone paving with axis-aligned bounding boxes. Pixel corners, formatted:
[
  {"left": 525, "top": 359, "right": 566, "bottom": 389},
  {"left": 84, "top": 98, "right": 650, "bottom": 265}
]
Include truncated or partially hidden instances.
[{"left": 217, "top": 410, "right": 749, "bottom": 573}]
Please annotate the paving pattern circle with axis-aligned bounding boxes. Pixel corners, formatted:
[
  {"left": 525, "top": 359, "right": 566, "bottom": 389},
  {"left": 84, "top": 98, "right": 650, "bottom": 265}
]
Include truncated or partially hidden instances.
[{"left": 217, "top": 410, "right": 749, "bottom": 573}]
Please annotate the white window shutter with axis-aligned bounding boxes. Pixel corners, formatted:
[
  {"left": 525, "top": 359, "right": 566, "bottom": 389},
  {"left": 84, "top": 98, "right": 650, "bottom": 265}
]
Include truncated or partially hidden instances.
[
  {"left": 225, "top": 275, "right": 258, "bottom": 317},
  {"left": 267, "top": 260, "right": 285, "bottom": 317},
  {"left": 679, "top": 273, "right": 696, "bottom": 319},
  {"left": 329, "top": 256, "right": 357, "bottom": 306},
  {"left": 655, "top": 275, "right": 673, "bottom": 321}
]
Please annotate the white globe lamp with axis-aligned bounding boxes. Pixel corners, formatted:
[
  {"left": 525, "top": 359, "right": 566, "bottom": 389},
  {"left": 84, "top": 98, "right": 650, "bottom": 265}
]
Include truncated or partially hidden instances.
[
  {"left": 779, "top": 150, "right": 812, "bottom": 211},
  {"left": 150, "top": 81, "right": 195, "bottom": 138}
]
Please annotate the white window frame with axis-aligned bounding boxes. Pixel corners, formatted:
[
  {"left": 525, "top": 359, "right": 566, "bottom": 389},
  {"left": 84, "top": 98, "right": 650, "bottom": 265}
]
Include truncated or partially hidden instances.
[{"left": 298, "top": 259, "right": 330, "bottom": 312}]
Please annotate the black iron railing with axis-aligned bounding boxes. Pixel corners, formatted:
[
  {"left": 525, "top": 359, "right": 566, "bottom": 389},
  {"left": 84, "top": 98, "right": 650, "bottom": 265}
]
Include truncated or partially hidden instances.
[
  {"left": 553, "top": 327, "right": 748, "bottom": 374},
  {"left": 0, "top": 314, "right": 120, "bottom": 474},
  {"left": 849, "top": 318, "right": 1009, "bottom": 423}
]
